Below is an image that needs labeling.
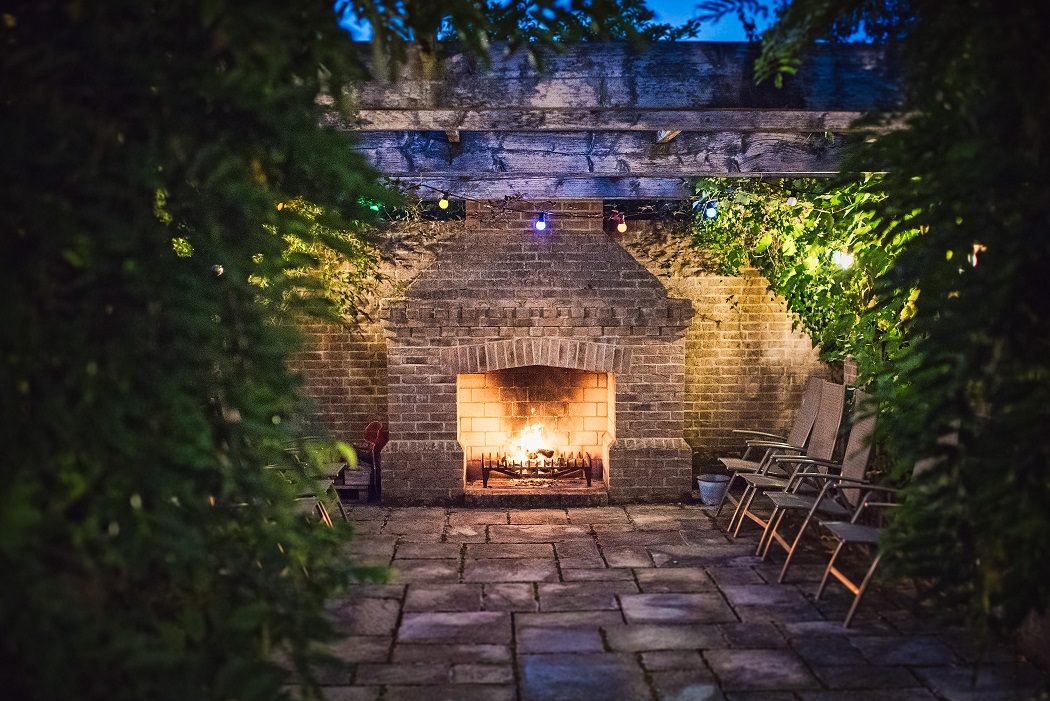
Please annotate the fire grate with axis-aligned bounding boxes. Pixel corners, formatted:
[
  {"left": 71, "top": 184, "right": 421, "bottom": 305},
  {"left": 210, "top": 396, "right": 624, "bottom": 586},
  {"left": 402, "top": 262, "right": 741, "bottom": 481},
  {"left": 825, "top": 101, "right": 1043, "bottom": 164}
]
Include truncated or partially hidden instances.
[{"left": 481, "top": 452, "right": 592, "bottom": 488}]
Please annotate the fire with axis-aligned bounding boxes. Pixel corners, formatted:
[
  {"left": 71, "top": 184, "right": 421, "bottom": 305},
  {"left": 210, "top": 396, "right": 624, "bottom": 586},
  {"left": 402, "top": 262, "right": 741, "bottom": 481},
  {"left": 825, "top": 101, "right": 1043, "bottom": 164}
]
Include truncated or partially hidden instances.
[{"left": 510, "top": 420, "right": 552, "bottom": 463}]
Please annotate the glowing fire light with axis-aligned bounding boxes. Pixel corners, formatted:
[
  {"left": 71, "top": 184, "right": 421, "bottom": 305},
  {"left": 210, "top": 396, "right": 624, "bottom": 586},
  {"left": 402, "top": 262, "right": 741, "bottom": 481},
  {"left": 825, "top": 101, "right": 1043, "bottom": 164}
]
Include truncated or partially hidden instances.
[{"left": 509, "top": 420, "right": 554, "bottom": 463}]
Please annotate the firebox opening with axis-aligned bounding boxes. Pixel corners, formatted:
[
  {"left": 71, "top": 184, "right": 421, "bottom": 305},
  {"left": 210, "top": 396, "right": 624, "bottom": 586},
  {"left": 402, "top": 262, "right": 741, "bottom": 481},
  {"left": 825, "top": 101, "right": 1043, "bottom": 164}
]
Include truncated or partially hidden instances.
[{"left": 458, "top": 365, "right": 615, "bottom": 488}]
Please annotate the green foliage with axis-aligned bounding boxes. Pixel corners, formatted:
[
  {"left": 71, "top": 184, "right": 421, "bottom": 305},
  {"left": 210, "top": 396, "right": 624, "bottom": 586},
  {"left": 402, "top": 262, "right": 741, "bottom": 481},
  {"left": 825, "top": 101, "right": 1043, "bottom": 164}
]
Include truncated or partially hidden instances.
[
  {"left": 275, "top": 197, "right": 387, "bottom": 323},
  {"left": 690, "top": 175, "right": 917, "bottom": 378},
  {"left": 0, "top": 2, "right": 394, "bottom": 698},
  {"left": 750, "top": 0, "right": 1050, "bottom": 632},
  {"left": 0, "top": 1, "right": 642, "bottom": 697}
]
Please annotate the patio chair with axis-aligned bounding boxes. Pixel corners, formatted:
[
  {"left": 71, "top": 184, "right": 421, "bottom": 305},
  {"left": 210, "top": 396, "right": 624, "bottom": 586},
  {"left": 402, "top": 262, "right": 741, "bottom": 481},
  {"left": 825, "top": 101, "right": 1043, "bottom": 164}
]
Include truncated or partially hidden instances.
[
  {"left": 296, "top": 495, "right": 336, "bottom": 527},
  {"left": 351, "top": 421, "right": 389, "bottom": 502},
  {"left": 815, "top": 447, "right": 955, "bottom": 628},
  {"left": 714, "top": 375, "right": 824, "bottom": 518},
  {"left": 724, "top": 379, "right": 846, "bottom": 537},
  {"left": 755, "top": 391, "right": 876, "bottom": 582}
]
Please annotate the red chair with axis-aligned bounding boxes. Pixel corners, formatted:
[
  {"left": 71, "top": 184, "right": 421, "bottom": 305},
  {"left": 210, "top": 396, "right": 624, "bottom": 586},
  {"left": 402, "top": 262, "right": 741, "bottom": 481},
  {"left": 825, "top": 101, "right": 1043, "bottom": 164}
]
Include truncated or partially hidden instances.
[{"left": 356, "top": 421, "right": 389, "bottom": 502}]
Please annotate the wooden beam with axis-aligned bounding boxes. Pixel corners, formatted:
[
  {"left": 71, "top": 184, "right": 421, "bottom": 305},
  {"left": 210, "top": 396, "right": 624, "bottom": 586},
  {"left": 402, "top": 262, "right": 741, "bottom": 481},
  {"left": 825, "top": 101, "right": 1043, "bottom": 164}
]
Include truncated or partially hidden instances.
[
  {"left": 656, "top": 129, "right": 682, "bottom": 143},
  {"left": 444, "top": 129, "right": 460, "bottom": 143},
  {"left": 387, "top": 176, "right": 696, "bottom": 199},
  {"left": 325, "top": 108, "right": 874, "bottom": 134},
  {"left": 350, "top": 130, "right": 849, "bottom": 178},
  {"left": 349, "top": 42, "right": 901, "bottom": 113}
]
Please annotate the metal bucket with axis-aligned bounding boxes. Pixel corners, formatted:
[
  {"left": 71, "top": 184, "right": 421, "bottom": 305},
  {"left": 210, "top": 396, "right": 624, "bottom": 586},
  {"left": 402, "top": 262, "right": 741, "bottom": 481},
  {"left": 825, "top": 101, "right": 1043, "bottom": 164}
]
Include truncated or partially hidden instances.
[{"left": 697, "top": 473, "right": 731, "bottom": 505}]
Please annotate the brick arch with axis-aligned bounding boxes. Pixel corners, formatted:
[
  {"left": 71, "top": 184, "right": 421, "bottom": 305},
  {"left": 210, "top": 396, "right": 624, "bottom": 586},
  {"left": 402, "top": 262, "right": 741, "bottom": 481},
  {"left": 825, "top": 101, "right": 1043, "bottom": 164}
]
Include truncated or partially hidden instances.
[{"left": 439, "top": 338, "right": 630, "bottom": 375}]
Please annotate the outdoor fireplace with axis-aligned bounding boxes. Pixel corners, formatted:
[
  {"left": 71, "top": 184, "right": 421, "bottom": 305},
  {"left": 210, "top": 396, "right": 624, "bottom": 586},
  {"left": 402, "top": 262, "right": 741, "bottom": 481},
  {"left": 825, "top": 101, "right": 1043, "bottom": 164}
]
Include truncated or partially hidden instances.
[
  {"left": 458, "top": 366, "right": 614, "bottom": 487},
  {"left": 380, "top": 200, "right": 695, "bottom": 503}
]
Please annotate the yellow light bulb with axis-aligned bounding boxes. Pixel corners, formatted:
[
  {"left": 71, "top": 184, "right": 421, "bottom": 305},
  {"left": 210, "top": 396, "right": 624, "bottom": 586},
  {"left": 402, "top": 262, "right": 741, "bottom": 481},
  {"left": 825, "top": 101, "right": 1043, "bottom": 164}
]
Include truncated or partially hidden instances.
[
  {"left": 616, "top": 220, "right": 628, "bottom": 233},
  {"left": 438, "top": 197, "right": 449, "bottom": 209}
]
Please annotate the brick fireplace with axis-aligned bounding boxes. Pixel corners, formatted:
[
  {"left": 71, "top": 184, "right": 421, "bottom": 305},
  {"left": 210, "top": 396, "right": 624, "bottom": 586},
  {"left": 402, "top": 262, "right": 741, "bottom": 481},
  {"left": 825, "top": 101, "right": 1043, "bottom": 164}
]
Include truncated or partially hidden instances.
[{"left": 379, "top": 200, "right": 695, "bottom": 503}]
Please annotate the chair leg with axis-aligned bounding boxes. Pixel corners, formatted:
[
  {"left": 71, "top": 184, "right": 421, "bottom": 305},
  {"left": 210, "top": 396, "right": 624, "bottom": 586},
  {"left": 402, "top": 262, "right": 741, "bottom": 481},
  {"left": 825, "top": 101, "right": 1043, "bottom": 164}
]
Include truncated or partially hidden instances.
[
  {"left": 758, "top": 507, "right": 785, "bottom": 557},
  {"left": 729, "top": 485, "right": 758, "bottom": 536},
  {"left": 843, "top": 552, "right": 882, "bottom": 628},
  {"left": 315, "top": 500, "right": 334, "bottom": 528},
  {"left": 816, "top": 540, "right": 846, "bottom": 600},
  {"left": 715, "top": 472, "right": 742, "bottom": 518},
  {"left": 777, "top": 510, "right": 819, "bottom": 583}
]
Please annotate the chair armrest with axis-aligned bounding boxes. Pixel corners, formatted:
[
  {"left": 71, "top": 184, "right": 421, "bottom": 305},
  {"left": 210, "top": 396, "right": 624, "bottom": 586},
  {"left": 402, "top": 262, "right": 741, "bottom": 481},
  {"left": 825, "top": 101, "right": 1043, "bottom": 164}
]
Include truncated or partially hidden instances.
[
  {"left": 732, "top": 429, "right": 787, "bottom": 440},
  {"left": 746, "top": 440, "right": 804, "bottom": 450},
  {"left": 772, "top": 455, "right": 841, "bottom": 468}
]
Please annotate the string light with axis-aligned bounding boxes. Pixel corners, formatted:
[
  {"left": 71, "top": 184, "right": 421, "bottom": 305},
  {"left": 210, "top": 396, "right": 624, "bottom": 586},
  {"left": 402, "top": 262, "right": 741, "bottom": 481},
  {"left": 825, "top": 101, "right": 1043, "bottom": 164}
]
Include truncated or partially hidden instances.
[
  {"left": 438, "top": 193, "right": 450, "bottom": 209},
  {"left": 702, "top": 200, "right": 718, "bottom": 220},
  {"left": 615, "top": 213, "right": 627, "bottom": 233},
  {"left": 534, "top": 212, "right": 548, "bottom": 231},
  {"left": 832, "top": 249, "right": 854, "bottom": 268},
  {"left": 786, "top": 196, "right": 798, "bottom": 206}
]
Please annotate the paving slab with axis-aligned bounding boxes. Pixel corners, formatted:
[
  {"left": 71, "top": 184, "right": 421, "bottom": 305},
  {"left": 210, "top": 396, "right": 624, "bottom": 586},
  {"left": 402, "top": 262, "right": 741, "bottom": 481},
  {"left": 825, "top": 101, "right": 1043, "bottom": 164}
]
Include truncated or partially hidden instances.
[
  {"left": 327, "top": 597, "right": 401, "bottom": 636},
  {"left": 537, "top": 581, "right": 636, "bottom": 611},
  {"left": 398, "top": 611, "right": 511, "bottom": 645},
  {"left": 392, "top": 643, "right": 511, "bottom": 664},
  {"left": 403, "top": 583, "right": 483, "bottom": 612},
  {"left": 465, "top": 542, "right": 554, "bottom": 559},
  {"left": 488, "top": 523, "right": 592, "bottom": 542},
  {"left": 395, "top": 542, "right": 462, "bottom": 559},
  {"left": 601, "top": 545, "right": 654, "bottom": 568},
  {"left": 383, "top": 684, "right": 515, "bottom": 701},
  {"left": 553, "top": 539, "right": 604, "bottom": 567},
  {"left": 510, "top": 508, "right": 569, "bottom": 524},
  {"left": 330, "top": 504, "right": 1048, "bottom": 701},
  {"left": 635, "top": 566, "right": 717, "bottom": 593},
  {"left": 704, "top": 648, "right": 821, "bottom": 691},
  {"left": 620, "top": 592, "right": 737, "bottom": 624},
  {"left": 518, "top": 652, "right": 651, "bottom": 701},
  {"left": 482, "top": 582, "right": 538, "bottom": 611},
  {"left": 641, "top": 650, "right": 707, "bottom": 671},
  {"left": 651, "top": 672, "right": 724, "bottom": 701},
  {"left": 603, "top": 622, "right": 723, "bottom": 652},
  {"left": 560, "top": 567, "right": 636, "bottom": 581},
  {"left": 389, "top": 558, "right": 460, "bottom": 583},
  {"left": 516, "top": 625, "right": 605, "bottom": 654},
  {"left": 463, "top": 557, "right": 559, "bottom": 583}
]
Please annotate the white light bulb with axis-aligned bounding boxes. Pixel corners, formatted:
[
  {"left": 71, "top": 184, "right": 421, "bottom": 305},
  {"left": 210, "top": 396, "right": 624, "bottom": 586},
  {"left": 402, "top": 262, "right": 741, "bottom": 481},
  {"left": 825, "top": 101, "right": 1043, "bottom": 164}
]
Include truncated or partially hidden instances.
[{"left": 832, "top": 250, "right": 854, "bottom": 268}]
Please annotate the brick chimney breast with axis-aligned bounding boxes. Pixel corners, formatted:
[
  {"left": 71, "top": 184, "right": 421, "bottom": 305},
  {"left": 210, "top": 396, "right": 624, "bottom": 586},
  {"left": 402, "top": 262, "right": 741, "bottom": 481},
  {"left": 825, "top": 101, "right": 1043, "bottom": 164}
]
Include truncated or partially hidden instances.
[{"left": 380, "top": 200, "right": 694, "bottom": 504}]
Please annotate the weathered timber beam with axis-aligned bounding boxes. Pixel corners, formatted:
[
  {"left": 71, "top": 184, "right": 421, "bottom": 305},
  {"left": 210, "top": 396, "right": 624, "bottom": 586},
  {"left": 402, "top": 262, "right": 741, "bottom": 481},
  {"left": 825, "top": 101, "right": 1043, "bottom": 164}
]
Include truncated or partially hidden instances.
[
  {"left": 386, "top": 176, "right": 696, "bottom": 199},
  {"left": 351, "top": 130, "right": 849, "bottom": 178},
  {"left": 350, "top": 42, "right": 901, "bottom": 113},
  {"left": 656, "top": 129, "right": 682, "bottom": 143},
  {"left": 325, "top": 108, "right": 870, "bottom": 134}
]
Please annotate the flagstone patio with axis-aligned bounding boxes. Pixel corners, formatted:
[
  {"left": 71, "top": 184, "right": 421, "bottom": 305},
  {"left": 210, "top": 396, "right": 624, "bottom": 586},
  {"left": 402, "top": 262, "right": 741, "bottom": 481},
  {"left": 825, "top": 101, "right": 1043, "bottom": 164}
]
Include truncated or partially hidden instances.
[{"left": 318, "top": 503, "right": 1048, "bottom": 701}]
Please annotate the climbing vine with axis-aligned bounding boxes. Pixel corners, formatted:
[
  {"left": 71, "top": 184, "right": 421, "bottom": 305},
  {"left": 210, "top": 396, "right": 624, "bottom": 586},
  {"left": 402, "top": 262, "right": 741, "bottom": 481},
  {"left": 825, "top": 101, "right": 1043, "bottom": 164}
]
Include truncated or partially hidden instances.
[{"left": 690, "top": 175, "right": 920, "bottom": 381}]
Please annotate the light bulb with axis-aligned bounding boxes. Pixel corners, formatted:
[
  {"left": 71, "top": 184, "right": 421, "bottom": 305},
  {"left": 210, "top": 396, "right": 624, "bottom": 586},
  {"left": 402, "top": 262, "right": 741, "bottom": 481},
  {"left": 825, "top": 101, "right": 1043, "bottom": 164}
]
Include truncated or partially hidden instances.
[
  {"left": 438, "top": 195, "right": 450, "bottom": 209},
  {"left": 534, "top": 212, "right": 548, "bottom": 231},
  {"left": 786, "top": 196, "right": 798, "bottom": 206},
  {"left": 703, "top": 200, "right": 718, "bottom": 220},
  {"left": 616, "top": 219, "right": 628, "bottom": 233},
  {"left": 832, "top": 250, "right": 854, "bottom": 268}
]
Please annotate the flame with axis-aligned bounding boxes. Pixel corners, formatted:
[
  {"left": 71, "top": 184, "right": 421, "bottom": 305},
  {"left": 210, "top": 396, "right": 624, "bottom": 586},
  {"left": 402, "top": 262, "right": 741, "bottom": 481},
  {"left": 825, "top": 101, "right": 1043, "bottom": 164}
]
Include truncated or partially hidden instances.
[{"left": 510, "top": 420, "right": 549, "bottom": 463}]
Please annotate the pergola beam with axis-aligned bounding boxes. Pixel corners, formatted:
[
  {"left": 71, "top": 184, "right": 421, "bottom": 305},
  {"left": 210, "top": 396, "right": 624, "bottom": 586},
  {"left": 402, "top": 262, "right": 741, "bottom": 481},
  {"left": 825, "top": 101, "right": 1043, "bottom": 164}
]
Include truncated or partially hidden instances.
[
  {"left": 337, "top": 41, "right": 900, "bottom": 195},
  {"left": 327, "top": 108, "right": 871, "bottom": 134}
]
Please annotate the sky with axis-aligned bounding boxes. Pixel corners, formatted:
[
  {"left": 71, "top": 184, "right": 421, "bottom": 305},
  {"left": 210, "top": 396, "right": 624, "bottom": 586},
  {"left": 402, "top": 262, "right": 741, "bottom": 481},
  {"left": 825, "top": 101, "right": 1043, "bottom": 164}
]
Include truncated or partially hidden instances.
[
  {"left": 648, "top": 0, "right": 773, "bottom": 41},
  {"left": 340, "top": 1, "right": 774, "bottom": 42}
]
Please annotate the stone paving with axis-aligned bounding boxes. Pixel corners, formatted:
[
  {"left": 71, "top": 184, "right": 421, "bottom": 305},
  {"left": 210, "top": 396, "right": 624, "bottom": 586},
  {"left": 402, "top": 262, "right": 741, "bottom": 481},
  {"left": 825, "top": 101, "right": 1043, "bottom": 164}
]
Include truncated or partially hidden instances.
[{"left": 318, "top": 503, "right": 1048, "bottom": 701}]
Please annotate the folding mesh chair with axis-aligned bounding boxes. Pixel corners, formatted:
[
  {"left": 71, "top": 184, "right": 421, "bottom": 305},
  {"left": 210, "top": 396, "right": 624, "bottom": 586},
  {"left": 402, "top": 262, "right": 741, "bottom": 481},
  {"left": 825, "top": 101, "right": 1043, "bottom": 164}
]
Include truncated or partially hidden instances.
[
  {"left": 714, "top": 375, "right": 824, "bottom": 518},
  {"left": 756, "top": 391, "right": 876, "bottom": 581},
  {"left": 725, "top": 380, "right": 846, "bottom": 537}
]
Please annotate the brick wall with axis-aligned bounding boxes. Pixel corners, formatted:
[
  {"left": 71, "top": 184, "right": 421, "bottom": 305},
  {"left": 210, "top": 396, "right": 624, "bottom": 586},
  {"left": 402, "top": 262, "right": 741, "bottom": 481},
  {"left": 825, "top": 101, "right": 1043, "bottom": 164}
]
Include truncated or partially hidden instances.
[
  {"left": 617, "top": 220, "right": 829, "bottom": 469},
  {"left": 290, "top": 201, "right": 828, "bottom": 501}
]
